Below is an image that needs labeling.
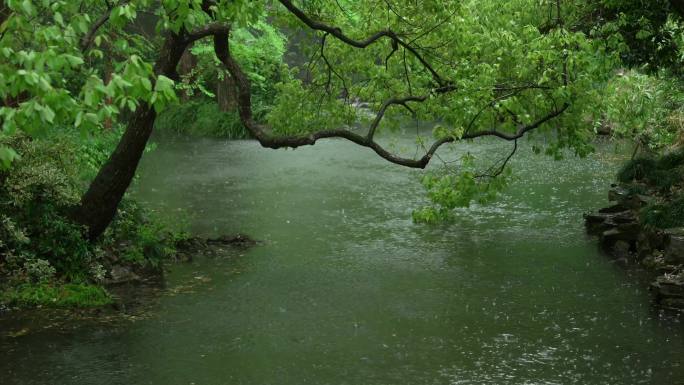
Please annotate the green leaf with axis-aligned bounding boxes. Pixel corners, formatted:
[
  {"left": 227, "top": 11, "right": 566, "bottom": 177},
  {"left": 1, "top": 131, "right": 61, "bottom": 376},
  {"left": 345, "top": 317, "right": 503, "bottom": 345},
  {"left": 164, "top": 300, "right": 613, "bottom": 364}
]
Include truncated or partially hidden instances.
[
  {"left": 39, "top": 105, "right": 56, "bottom": 123},
  {"left": 21, "top": 0, "right": 34, "bottom": 16},
  {"left": 0, "top": 146, "right": 20, "bottom": 169}
]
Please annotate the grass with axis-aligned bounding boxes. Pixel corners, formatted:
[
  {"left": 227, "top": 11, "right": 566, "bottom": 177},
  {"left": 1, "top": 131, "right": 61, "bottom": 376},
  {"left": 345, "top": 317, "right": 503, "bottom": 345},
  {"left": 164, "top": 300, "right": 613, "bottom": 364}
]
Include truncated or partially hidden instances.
[{"left": 1, "top": 283, "right": 112, "bottom": 308}]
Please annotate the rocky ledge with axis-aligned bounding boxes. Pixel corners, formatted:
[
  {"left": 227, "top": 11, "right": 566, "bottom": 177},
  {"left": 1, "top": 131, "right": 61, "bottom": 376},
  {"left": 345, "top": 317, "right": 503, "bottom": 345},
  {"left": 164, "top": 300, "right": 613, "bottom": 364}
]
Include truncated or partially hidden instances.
[{"left": 585, "top": 185, "right": 684, "bottom": 311}]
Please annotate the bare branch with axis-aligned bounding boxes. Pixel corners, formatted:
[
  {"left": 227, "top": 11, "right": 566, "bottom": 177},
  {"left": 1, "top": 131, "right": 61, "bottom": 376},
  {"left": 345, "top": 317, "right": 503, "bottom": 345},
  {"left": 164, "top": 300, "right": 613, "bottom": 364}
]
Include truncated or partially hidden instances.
[{"left": 476, "top": 139, "right": 518, "bottom": 179}]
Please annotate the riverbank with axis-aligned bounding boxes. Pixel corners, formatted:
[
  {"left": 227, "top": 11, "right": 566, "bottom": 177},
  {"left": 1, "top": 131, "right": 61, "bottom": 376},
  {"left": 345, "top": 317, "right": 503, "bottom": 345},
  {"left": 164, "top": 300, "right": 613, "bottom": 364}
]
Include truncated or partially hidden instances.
[
  {"left": 585, "top": 152, "right": 684, "bottom": 311},
  {"left": 0, "top": 233, "right": 257, "bottom": 313}
]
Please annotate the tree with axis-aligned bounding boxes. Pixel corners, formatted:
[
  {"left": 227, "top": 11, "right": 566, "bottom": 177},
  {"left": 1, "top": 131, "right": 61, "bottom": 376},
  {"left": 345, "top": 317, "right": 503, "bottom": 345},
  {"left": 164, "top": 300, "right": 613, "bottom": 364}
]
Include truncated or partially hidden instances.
[
  {"left": 577, "top": 0, "right": 684, "bottom": 71},
  {"left": 1, "top": 0, "right": 606, "bottom": 239}
]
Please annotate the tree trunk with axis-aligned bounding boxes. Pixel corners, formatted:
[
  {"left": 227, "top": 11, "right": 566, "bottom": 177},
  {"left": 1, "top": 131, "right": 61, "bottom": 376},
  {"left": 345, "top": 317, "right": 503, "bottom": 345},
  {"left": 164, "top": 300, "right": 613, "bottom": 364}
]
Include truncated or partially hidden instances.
[
  {"left": 217, "top": 73, "right": 238, "bottom": 112},
  {"left": 71, "top": 33, "right": 188, "bottom": 240}
]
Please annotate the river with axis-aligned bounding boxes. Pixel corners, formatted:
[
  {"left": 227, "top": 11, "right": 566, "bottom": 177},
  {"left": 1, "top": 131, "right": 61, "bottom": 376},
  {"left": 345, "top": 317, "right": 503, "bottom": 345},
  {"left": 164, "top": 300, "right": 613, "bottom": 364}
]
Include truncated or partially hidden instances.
[{"left": 2, "top": 133, "right": 683, "bottom": 384}]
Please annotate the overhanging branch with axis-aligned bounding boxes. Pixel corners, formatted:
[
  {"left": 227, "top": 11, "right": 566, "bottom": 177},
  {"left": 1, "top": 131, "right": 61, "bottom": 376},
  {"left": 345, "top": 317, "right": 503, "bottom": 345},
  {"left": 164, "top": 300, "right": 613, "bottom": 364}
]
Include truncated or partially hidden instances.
[{"left": 208, "top": 27, "right": 566, "bottom": 170}]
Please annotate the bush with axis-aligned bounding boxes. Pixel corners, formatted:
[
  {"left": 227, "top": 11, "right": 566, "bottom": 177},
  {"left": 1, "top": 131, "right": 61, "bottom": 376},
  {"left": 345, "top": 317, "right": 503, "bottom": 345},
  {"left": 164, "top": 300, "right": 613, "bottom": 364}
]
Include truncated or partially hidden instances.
[
  {"left": 155, "top": 100, "right": 252, "bottom": 139},
  {"left": 617, "top": 157, "right": 658, "bottom": 183},
  {"left": 103, "top": 198, "right": 188, "bottom": 268},
  {"left": 602, "top": 71, "right": 684, "bottom": 151},
  {"left": 0, "top": 133, "right": 187, "bottom": 308},
  {"left": 641, "top": 196, "right": 684, "bottom": 228},
  {"left": 0, "top": 135, "right": 93, "bottom": 280},
  {"left": 617, "top": 149, "right": 684, "bottom": 192},
  {"left": 657, "top": 149, "right": 684, "bottom": 169}
]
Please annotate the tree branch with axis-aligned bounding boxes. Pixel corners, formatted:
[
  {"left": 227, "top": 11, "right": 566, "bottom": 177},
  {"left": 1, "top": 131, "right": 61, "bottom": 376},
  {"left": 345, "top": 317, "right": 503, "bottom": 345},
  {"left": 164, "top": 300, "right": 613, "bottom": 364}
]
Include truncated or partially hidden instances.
[
  {"left": 277, "top": 0, "right": 446, "bottom": 86},
  {"left": 476, "top": 139, "right": 518, "bottom": 179},
  {"left": 185, "top": 22, "right": 230, "bottom": 44},
  {"left": 210, "top": 28, "right": 565, "bottom": 170},
  {"left": 80, "top": 1, "right": 124, "bottom": 52}
]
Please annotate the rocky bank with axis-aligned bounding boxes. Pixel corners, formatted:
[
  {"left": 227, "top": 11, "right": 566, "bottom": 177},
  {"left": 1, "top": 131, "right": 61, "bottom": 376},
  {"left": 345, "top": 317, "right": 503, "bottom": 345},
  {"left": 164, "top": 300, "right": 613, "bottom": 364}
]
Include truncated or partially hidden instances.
[{"left": 585, "top": 185, "right": 684, "bottom": 311}]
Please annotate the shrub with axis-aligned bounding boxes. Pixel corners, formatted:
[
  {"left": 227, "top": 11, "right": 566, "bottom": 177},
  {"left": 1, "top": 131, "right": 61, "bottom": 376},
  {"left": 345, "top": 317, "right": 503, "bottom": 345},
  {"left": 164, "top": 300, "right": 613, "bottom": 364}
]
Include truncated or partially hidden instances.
[
  {"left": 657, "top": 149, "right": 684, "bottom": 169},
  {"left": 641, "top": 196, "right": 684, "bottom": 228},
  {"left": 603, "top": 71, "right": 684, "bottom": 151},
  {"left": 617, "top": 157, "right": 658, "bottom": 183},
  {"left": 103, "top": 199, "right": 188, "bottom": 268},
  {"left": 0, "top": 135, "right": 92, "bottom": 280},
  {"left": 155, "top": 100, "right": 252, "bottom": 139},
  {"left": 617, "top": 149, "right": 684, "bottom": 192},
  {"left": 0, "top": 132, "right": 187, "bottom": 308}
]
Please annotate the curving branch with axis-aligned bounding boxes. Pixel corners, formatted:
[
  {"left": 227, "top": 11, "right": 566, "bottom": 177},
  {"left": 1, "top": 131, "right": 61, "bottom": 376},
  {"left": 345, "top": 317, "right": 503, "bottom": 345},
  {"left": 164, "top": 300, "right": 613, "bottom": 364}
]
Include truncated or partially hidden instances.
[
  {"left": 207, "top": 27, "right": 567, "bottom": 170},
  {"left": 185, "top": 22, "right": 230, "bottom": 44}
]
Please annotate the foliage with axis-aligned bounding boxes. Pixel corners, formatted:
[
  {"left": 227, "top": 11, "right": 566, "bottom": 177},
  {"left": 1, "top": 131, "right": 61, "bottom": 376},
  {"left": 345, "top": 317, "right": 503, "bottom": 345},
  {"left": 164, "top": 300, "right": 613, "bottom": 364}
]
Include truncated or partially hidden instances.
[
  {"left": 0, "top": 0, "right": 175, "bottom": 166},
  {"left": 155, "top": 100, "right": 250, "bottom": 138},
  {"left": 0, "top": 133, "right": 186, "bottom": 307},
  {"left": 599, "top": 70, "right": 684, "bottom": 150},
  {"left": 642, "top": 196, "right": 684, "bottom": 229},
  {"left": 273, "top": 0, "right": 610, "bottom": 144},
  {"left": 413, "top": 153, "right": 512, "bottom": 223},
  {"left": 180, "top": 19, "right": 289, "bottom": 107},
  {"left": 0, "top": 134, "right": 94, "bottom": 281},
  {"left": 617, "top": 149, "right": 684, "bottom": 193},
  {"left": 0, "top": 0, "right": 627, "bottom": 223},
  {"left": 103, "top": 198, "right": 189, "bottom": 268},
  {"left": 618, "top": 150, "right": 684, "bottom": 193},
  {"left": 576, "top": 0, "right": 684, "bottom": 71},
  {"left": 617, "top": 157, "right": 658, "bottom": 183}
]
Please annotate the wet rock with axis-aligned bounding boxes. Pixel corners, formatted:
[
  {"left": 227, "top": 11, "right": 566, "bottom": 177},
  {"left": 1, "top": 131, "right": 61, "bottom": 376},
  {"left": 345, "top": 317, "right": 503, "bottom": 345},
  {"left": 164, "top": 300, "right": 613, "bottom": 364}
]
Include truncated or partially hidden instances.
[
  {"left": 584, "top": 210, "right": 637, "bottom": 236},
  {"left": 651, "top": 273, "right": 684, "bottom": 310},
  {"left": 611, "top": 240, "right": 632, "bottom": 260},
  {"left": 598, "top": 204, "right": 629, "bottom": 214},
  {"left": 664, "top": 228, "right": 684, "bottom": 264},
  {"left": 608, "top": 185, "right": 631, "bottom": 203},
  {"left": 607, "top": 186, "right": 651, "bottom": 209},
  {"left": 596, "top": 124, "right": 612, "bottom": 136},
  {"left": 175, "top": 234, "right": 258, "bottom": 259},
  {"left": 206, "top": 233, "right": 257, "bottom": 247},
  {"left": 600, "top": 223, "right": 641, "bottom": 247},
  {"left": 107, "top": 265, "right": 141, "bottom": 285},
  {"left": 584, "top": 212, "right": 613, "bottom": 235}
]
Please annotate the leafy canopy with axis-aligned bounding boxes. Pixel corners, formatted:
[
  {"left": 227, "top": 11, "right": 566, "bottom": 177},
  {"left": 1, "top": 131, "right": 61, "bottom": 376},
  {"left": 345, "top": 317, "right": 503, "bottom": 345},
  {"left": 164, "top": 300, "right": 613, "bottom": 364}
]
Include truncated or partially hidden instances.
[{"left": 0, "top": 0, "right": 619, "bottom": 218}]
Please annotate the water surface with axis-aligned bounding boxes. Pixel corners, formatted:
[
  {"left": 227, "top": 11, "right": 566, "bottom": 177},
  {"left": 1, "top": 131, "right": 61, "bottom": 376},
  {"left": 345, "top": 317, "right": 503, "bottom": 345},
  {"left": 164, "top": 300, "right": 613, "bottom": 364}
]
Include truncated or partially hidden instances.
[{"left": 2, "top": 134, "right": 683, "bottom": 385}]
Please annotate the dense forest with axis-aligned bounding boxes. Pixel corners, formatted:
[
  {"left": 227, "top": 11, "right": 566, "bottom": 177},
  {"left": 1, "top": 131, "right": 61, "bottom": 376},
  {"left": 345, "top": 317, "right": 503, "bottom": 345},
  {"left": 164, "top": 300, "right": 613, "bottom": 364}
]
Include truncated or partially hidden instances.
[{"left": 1, "top": 1, "right": 684, "bottom": 384}]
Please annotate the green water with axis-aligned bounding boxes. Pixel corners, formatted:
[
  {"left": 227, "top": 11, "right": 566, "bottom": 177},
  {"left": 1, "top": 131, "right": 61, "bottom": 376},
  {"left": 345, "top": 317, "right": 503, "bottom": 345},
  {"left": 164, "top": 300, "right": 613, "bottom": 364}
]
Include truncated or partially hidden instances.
[{"left": 2, "top": 134, "right": 683, "bottom": 384}]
